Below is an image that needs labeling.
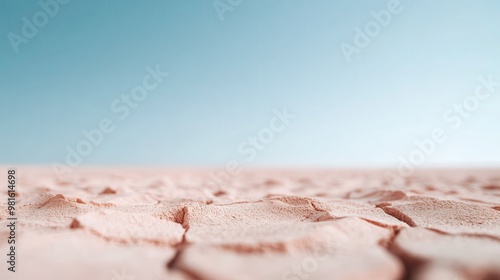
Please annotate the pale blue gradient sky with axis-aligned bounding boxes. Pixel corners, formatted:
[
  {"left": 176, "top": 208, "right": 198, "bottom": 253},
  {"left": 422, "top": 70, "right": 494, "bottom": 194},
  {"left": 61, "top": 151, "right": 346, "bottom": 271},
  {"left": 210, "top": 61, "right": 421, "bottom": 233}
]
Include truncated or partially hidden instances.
[{"left": 0, "top": 0, "right": 499, "bottom": 167}]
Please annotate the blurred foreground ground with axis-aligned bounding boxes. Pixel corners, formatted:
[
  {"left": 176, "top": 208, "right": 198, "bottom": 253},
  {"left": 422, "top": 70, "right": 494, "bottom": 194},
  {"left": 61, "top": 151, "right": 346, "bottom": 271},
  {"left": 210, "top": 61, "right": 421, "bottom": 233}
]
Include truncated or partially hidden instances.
[{"left": 1, "top": 167, "right": 499, "bottom": 280}]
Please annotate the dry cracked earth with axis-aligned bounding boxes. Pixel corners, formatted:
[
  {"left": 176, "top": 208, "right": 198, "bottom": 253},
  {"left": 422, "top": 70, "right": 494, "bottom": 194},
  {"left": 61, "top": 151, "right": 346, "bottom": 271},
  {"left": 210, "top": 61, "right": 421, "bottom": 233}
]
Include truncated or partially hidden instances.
[{"left": 1, "top": 167, "right": 500, "bottom": 280}]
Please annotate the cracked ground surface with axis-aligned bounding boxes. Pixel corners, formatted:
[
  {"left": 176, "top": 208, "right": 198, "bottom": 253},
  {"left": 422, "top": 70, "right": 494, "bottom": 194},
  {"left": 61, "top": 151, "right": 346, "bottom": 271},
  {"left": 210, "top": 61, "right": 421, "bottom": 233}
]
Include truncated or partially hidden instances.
[{"left": 1, "top": 167, "right": 500, "bottom": 280}]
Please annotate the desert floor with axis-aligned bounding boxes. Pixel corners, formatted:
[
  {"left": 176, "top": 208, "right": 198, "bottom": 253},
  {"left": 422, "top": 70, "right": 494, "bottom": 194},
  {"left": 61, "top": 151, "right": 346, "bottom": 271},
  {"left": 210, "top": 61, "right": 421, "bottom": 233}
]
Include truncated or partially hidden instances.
[{"left": 1, "top": 167, "right": 500, "bottom": 280}]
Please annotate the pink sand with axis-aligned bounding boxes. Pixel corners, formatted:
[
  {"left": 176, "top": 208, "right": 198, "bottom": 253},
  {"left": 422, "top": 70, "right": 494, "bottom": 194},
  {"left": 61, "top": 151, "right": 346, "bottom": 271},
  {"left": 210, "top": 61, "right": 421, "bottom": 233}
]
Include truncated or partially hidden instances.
[{"left": 1, "top": 167, "right": 499, "bottom": 280}]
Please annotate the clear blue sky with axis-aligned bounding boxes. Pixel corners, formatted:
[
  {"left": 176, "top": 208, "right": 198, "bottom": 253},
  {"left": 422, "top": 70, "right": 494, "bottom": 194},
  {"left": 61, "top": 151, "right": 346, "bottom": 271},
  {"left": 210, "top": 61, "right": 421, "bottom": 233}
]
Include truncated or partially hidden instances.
[{"left": 1, "top": 0, "right": 499, "bottom": 167}]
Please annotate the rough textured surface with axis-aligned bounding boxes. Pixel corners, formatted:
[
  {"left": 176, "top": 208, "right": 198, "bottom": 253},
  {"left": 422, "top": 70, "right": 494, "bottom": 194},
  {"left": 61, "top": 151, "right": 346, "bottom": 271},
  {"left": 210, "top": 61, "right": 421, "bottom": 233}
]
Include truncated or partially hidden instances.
[{"left": 1, "top": 167, "right": 499, "bottom": 280}]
